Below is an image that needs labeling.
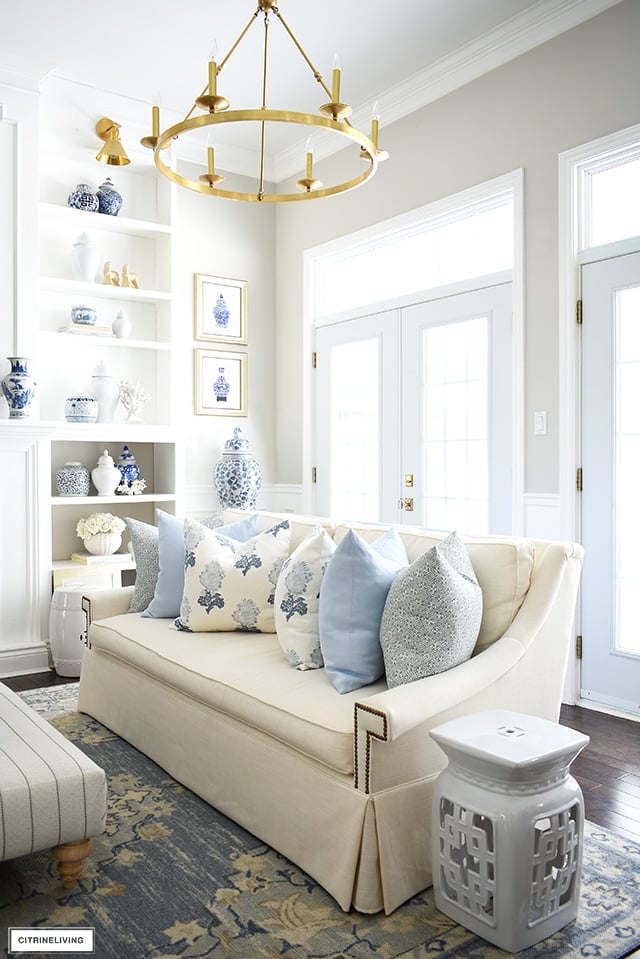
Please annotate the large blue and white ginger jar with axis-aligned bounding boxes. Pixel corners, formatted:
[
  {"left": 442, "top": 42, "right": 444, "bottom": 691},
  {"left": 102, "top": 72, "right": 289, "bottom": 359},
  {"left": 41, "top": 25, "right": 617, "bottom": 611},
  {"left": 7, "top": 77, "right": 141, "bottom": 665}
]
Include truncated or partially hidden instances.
[
  {"left": 1, "top": 356, "right": 36, "bottom": 419},
  {"left": 214, "top": 427, "right": 262, "bottom": 510}
]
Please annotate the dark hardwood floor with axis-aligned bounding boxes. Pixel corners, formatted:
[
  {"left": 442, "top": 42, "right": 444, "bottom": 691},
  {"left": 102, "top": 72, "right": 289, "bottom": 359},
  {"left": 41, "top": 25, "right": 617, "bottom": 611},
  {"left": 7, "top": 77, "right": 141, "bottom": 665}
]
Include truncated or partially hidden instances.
[{"left": 3, "top": 670, "right": 640, "bottom": 844}]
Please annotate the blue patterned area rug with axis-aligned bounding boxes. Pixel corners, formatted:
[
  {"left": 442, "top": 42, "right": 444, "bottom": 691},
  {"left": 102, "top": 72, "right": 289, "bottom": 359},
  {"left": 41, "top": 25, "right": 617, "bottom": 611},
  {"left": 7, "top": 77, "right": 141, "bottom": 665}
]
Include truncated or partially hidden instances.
[{"left": 2, "top": 686, "right": 639, "bottom": 959}]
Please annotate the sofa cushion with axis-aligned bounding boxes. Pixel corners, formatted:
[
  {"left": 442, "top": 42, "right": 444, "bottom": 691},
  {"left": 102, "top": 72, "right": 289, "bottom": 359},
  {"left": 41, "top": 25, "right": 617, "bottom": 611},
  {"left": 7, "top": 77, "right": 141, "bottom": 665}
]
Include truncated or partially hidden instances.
[
  {"left": 125, "top": 517, "right": 159, "bottom": 613},
  {"left": 143, "top": 510, "right": 258, "bottom": 619},
  {"left": 319, "top": 528, "right": 408, "bottom": 694},
  {"left": 380, "top": 531, "right": 483, "bottom": 687},
  {"left": 274, "top": 526, "right": 336, "bottom": 670},
  {"left": 87, "top": 613, "right": 385, "bottom": 774},
  {"left": 333, "top": 522, "right": 534, "bottom": 653},
  {"left": 176, "top": 518, "right": 290, "bottom": 633},
  {"left": 223, "top": 508, "right": 336, "bottom": 553}
]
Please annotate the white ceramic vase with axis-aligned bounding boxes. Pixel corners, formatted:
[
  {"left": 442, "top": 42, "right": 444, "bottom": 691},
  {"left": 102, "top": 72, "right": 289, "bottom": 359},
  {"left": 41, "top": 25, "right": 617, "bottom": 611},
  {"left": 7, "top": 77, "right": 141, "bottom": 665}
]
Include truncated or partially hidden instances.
[
  {"left": 83, "top": 532, "right": 122, "bottom": 555},
  {"left": 112, "top": 309, "right": 131, "bottom": 339},
  {"left": 91, "top": 450, "right": 122, "bottom": 496},
  {"left": 88, "top": 360, "right": 120, "bottom": 423},
  {"left": 71, "top": 233, "right": 99, "bottom": 283}
]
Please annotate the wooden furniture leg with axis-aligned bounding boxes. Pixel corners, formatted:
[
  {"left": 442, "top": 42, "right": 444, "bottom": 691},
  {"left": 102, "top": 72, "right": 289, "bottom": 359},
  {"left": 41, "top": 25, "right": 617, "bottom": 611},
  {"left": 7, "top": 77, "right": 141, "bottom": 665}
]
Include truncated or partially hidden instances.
[{"left": 51, "top": 837, "right": 93, "bottom": 889}]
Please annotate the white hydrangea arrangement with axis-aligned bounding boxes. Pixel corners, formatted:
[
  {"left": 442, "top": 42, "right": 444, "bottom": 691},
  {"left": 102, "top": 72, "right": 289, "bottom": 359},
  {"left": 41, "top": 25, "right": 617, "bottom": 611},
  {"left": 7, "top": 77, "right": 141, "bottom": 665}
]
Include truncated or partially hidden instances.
[{"left": 76, "top": 512, "right": 126, "bottom": 540}]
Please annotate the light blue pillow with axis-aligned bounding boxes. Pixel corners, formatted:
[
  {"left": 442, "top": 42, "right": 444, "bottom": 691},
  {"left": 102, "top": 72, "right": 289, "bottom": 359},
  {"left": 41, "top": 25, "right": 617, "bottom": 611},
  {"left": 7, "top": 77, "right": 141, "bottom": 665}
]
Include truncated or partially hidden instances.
[
  {"left": 142, "top": 510, "right": 258, "bottom": 618},
  {"left": 319, "top": 527, "right": 408, "bottom": 694}
]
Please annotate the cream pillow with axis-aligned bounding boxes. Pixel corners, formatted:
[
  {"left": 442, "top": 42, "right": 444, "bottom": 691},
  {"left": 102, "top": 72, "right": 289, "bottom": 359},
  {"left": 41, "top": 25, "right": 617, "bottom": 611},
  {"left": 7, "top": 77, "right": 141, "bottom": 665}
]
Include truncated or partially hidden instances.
[
  {"left": 274, "top": 526, "right": 336, "bottom": 669},
  {"left": 175, "top": 518, "right": 290, "bottom": 633}
]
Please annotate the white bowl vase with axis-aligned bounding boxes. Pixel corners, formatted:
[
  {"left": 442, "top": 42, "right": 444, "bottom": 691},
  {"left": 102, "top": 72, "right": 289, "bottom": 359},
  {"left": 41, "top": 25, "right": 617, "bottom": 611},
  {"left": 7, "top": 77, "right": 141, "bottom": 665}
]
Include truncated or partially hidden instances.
[{"left": 83, "top": 532, "right": 122, "bottom": 556}]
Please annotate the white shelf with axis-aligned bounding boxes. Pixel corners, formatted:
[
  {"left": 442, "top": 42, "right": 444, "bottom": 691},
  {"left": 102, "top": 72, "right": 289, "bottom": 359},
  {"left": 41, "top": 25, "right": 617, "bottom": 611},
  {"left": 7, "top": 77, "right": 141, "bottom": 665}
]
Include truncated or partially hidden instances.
[
  {"left": 39, "top": 201, "right": 171, "bottom": 238},
  {"left": 40, "top": 275, "right": 171, "bottom": 304},
  {"left": 51, "top": 493, "right": 177, "bottom": 507},
  {"left": 40, "top": 330, "right": 173, "bottom": 351}
]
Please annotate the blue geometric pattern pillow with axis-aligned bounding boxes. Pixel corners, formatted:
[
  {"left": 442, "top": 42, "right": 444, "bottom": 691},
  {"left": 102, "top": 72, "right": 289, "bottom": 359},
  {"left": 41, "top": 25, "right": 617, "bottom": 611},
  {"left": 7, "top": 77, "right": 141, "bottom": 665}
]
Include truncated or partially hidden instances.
[
  {"left": 380, "top": 531, "right": 482, "bottom": 687},
  {"left": 319, "top": 527, "right": 408, "bottom": 693},
  {"left": 274, "top": 526, "right": 336, "bottom": 669},
  {"left": 175, "top": 518, "right": 290, "bottom": 633}
]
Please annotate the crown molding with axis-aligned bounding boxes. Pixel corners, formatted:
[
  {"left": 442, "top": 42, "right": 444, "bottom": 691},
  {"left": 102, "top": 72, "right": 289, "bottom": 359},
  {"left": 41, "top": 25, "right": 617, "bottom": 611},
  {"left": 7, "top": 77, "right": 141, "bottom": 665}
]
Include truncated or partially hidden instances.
[{"left": 274, "top": 0, "right": 624, "bottom": 182}]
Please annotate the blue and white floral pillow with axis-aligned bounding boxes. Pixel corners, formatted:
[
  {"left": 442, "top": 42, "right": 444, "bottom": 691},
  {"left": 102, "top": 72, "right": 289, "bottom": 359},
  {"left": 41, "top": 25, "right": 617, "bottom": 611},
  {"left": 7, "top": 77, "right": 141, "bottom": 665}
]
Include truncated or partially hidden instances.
[
  {"left": 175, "top": 518, "right": 290, "bottom": 633},
  {"left": 274, "top": 526, "right": 336, "bottom": 669}
]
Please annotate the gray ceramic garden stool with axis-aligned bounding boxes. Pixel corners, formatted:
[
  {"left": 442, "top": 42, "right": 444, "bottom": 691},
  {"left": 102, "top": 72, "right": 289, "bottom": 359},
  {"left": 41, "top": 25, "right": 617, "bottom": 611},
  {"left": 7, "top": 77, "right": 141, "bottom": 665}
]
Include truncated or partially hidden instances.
[{"left": 430, "top": 709, "right": 589, "bottom": 953}]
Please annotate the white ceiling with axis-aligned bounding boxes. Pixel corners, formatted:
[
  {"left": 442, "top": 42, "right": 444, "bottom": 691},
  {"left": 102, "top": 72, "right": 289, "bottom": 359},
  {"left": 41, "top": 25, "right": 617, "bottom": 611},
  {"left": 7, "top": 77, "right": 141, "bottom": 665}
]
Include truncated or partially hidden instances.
[{"left": 0, "top": 0, "right": 622, "bottom": 179}]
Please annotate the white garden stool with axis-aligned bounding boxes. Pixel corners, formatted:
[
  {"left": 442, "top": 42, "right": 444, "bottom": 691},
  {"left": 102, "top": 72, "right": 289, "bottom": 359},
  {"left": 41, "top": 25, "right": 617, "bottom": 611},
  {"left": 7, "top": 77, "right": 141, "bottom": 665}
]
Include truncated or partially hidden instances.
[
  {"left": 430, "top": 709, "right": 589, "bottom": 953},
  {"left": 49, "top": 585, "right": 92, "bottom": 676}
]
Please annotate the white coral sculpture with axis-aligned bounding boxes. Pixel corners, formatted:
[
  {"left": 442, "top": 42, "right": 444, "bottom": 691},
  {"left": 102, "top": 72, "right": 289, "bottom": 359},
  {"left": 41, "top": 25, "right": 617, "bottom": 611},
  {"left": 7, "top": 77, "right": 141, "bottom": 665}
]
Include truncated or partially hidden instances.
[{"left": 119, "top": 380, "right": 150, "bottom": 423}]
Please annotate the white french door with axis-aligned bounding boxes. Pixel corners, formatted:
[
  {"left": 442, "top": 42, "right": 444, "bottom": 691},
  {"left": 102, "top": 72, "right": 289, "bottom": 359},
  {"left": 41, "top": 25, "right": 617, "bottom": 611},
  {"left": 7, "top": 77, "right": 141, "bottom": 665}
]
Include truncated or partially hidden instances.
[
  {"left": 581, "top": 251, "right": 640, "bottom": 716},
  {"left": 315, "top": 282, "right": 513, "bottom": 532}
]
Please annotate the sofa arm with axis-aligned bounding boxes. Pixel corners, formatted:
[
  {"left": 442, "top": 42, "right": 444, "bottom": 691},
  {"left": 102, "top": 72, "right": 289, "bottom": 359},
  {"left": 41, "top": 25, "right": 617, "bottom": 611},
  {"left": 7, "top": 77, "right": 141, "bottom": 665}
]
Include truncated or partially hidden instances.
[
  {"left": 82, "top": 586, "right": 134, "bottom": 626},
  {"left": 354, "top": 635, "right": 523, "bottom": 792}
]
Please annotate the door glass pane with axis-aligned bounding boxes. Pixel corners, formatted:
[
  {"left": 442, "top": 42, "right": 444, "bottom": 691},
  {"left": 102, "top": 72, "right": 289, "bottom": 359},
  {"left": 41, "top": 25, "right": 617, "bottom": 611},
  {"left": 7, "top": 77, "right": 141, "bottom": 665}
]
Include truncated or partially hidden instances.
[
  {"left": 421, "top": 317, "right": 489, "bottom": 531},
  {"left": 588, "top": 156, "right": 640, "bottom": 247},
  {"left": 329, "top": 338, "right": 379, "bottom": 521},
  {"left": 616, "top": 287, "right": 640, "bottom": 653},
  {"left": 317, "top": 199, "right": 513, "bottom": 317}
]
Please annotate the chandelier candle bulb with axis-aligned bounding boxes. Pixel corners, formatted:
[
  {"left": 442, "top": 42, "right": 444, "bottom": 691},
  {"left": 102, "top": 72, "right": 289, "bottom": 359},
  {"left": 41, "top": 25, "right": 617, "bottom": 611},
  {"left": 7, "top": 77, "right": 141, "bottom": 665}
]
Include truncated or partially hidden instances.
[
  {"left": 331, "top": 53, "right": 341, "bottom": 105},
  {"left": 208, "top": 58, "right": 218, "bottom": 97},
  {"left": 152, "top": 104, "right": 160, "bottom": 138}
]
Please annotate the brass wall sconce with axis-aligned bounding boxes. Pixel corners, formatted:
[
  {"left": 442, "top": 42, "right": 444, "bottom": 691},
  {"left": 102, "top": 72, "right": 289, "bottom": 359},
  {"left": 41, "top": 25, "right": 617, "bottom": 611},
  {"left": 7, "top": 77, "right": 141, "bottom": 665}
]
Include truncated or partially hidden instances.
[{"left": 95, "top": 118, "right": 130, "bottom": 166}]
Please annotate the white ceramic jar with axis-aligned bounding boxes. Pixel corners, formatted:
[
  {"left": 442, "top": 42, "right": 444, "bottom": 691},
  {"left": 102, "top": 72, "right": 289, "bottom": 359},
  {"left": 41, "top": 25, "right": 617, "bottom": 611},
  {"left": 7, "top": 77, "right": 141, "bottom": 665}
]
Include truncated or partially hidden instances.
[
  {"left": 88, "top": 360, "right": 120, "bottom": 423},
  {"left": 91, "top": 449, "right": 122, "bottom": 496},
  {"left": 71, "top": 232, "right": 99, "bottom": 283}
]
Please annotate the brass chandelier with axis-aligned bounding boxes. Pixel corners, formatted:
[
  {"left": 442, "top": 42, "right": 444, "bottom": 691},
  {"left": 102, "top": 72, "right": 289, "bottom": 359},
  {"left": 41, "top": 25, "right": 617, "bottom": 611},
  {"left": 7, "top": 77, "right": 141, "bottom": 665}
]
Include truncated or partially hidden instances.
[{"left": 140, "top": 0, "right": 388, "bottom": 203}]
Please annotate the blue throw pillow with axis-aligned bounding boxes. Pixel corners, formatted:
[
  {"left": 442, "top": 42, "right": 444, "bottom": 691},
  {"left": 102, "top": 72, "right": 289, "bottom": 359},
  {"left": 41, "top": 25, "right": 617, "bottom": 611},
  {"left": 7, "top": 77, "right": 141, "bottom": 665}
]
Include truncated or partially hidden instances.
[
  {"left": 319, "top": 527, "right": 408, "bottom": 693},
  {"left": 142, "top": 510, "right": 259, "bottom": 618}
]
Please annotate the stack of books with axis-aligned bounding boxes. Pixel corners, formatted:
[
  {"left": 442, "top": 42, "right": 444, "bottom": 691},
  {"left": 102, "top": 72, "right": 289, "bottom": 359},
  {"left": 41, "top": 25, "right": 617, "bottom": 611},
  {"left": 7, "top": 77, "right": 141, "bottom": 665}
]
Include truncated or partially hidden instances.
[
  {"left": 60, "top": 323, "right": 115, "bottom": 337},
  {"left": 70, "top": 551, "right": 132, "bottom": 565}
]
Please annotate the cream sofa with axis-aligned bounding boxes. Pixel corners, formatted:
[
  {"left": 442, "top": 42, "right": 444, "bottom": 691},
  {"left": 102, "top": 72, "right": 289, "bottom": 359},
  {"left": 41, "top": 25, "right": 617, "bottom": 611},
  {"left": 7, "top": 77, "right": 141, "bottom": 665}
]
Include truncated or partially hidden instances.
[{"left": 78, "top": 509, "right": 583, "bottom": 915}]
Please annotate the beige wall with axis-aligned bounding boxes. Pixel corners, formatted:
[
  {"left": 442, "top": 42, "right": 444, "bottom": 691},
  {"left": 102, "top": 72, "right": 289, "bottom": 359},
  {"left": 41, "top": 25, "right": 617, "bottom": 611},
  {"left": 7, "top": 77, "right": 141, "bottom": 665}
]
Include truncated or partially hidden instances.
[{"left": 274, "top": 0, "right": 640, "bottom": 494}]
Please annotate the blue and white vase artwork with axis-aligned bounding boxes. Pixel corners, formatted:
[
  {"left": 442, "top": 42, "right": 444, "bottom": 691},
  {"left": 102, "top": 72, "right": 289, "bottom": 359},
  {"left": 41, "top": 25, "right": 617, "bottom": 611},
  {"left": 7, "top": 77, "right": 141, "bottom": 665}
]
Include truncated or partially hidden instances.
[
  {"left": 213, "top": 367, "right": 231, "bottom": 403},
  {"left": 96, "top": 178, "right": 123, "bottom": 216},
  {"left": 1, "top": 356, "right": 36, "bottom": 419},
  {"left": 116, "top": 445, "right": 141, "bottom": 492},
  {"left": 67, "top": 183, "right": 99, "bottom": 213},
  {"left": 214, "top": 427, "right": 262, "bottom": 510},
  {"left": 213, "top": 293, "right": 230, "bottom": 329}
]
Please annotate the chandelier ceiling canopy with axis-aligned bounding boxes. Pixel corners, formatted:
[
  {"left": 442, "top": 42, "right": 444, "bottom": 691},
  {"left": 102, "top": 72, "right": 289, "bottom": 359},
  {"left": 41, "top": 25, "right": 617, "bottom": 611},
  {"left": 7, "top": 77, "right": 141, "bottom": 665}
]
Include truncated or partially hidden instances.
[{"left": 140, "top": 0, "right": 388, "bottom": 203}]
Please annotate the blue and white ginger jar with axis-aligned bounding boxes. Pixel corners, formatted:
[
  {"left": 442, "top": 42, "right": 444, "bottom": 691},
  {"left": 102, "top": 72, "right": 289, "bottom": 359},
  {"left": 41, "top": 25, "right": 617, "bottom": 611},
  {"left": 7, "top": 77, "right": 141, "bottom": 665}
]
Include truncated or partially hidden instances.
[
  {"left": 214, "top": 427, "right": 262, "bottom": 510},
  {"left": 1, "top": 356, "right": 36, "bottom": 419},
  {"left": 68, "top": 183, "right": 99, "bottom": 213},
  {"left": 96, "top": 178, "right": 123, "bottom": 216},
  {"left": 116, "top": 444, "right": 141, "bottom": 491},
  {"left": 64, "top": 393, "right": 98, "bottom": 423},
  {"left": 55, "top": 462, "right": 91, "bottom": 496}
]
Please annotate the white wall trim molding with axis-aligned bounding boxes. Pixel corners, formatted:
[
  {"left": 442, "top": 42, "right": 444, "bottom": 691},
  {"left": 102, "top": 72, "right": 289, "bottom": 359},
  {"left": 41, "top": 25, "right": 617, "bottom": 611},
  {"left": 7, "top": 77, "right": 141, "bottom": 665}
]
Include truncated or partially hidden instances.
[
  {"left": 185, "top": 483, "right": 305, "bottom": 519},
  {"left": 523, "top": 493, "right": 562, "bottom": 540},
  {"left": 0, "top": 644, "right": 50, "bottom": 679},
  {"left": 274, "top": 0, "right": 624, "bottom": 180}
]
